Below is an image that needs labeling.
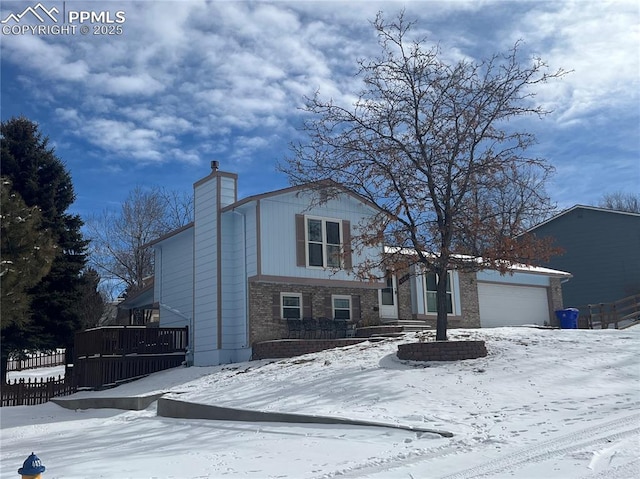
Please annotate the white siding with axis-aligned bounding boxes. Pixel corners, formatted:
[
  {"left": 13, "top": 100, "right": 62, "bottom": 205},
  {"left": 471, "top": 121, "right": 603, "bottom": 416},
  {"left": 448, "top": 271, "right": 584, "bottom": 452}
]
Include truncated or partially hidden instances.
[
  {"left": 236, "top": 203, "right": 258, "bottom": 277},
  {"left": 221, "top": 212, "right": 248, "bottom": 349},
  {"left": 193, "top": 178, "right": 219, "bottom": 365},
  {"left": 476, "top": 270, "right": 551, "bottom": 287},
  {"left": 219, "top": 175, "right": 237, "bottom": 208},
  {"left": 155, "top": 228, "right": 193, "bottom": 328},
  {"left": 259, "top": 191, "right": 383, "bottom": 280}
]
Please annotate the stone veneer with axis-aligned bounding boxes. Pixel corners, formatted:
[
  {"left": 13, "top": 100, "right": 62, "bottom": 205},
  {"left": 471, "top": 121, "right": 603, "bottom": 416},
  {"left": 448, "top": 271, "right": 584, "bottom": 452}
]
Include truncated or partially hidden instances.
[
  {"left": 549, "top": 277, "right": 564, "bottom": 326},
  {"left": 248, "top": 281, "right": 380, "bottom": 345}
]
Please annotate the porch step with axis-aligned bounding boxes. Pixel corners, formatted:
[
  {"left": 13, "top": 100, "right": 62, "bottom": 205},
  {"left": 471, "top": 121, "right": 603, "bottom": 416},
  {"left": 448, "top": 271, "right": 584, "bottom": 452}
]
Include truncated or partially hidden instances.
[{"left": 384, "top": 319, "right": 434, "bottom": 333}]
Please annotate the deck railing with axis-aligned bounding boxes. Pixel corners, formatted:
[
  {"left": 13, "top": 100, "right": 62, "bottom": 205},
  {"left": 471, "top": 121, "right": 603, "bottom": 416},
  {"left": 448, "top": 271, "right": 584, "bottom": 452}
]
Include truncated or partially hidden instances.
[
  {"left": 577, "top": 294, "right": 640, "bottom": 329},
  {"left": 74, "top": 326, "right": 188, "bottom": 389}
]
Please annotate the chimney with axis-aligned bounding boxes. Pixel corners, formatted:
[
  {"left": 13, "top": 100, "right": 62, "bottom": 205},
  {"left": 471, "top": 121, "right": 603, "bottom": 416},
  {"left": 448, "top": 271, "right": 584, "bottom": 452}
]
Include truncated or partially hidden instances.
[{"left": 211, "top": 160, "right": 219, "bottom": 172}]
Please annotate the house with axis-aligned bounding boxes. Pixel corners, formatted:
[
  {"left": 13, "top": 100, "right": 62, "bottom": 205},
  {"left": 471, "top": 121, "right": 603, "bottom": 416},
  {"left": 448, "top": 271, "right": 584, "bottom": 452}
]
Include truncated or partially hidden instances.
[
  {"left": 151, "top": 165, "right": 571, "bottom": 366},
  {"left": 117, "top": 277, "right": 159, "bottom": 326},
  {"left": 528, "top": 205, "right": 640, "bottom": 308}
]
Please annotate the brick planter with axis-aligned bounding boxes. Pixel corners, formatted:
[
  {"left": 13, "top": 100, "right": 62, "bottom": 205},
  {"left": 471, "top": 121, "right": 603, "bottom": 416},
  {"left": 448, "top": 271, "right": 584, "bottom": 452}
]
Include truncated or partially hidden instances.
[{"left": 397, "top": 340, "right": 487, "bottom": 361}]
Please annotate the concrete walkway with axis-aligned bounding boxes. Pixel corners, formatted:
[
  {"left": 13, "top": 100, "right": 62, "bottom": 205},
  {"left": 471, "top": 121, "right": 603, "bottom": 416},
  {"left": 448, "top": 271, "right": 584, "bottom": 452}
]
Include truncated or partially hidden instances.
[
  {"left": 51, "top": 394, "right": 453, "bottom": 438},
  {"left": 157, "top": 397, "right": 453, "bottom": 437}
]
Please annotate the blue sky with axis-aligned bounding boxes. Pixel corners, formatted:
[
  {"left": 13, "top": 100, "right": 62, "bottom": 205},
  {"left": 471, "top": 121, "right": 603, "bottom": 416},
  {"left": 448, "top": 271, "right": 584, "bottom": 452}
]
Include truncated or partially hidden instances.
[{"left": 1, "top": 0, "right": 638, "bottom": 221}]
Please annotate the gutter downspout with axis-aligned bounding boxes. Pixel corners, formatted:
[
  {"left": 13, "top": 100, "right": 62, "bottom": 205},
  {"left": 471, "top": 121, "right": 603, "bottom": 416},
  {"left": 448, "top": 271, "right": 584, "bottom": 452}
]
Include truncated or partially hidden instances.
[{"left": 232, "top": 210, "right": 250, "bottom": 350}]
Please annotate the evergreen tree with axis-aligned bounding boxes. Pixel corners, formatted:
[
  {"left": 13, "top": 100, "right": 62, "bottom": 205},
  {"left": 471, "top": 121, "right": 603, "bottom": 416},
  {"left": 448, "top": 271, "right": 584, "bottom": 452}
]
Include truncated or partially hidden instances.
[
  {"left": 72, "top": 268, "right": 106, "bottom": 330},
  {"left": 1, "top": 117, "right": 89, "bottom": 381},
  {"left": 0, "top": 178, "right": 57, "bottom": 382}
]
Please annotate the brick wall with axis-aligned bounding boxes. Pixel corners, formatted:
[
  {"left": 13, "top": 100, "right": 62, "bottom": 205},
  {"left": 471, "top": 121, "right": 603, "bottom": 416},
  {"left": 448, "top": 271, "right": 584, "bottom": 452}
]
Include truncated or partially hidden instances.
[
  {"left": 457, "top": 271, "right": 481, "bottom": 327},
  {"left": 249, "top": 281, "right": 380, "bottom": 345},
  {"left": 252, "top": 338, "right": 369, "bottom": 360},
  {"left": 397, "top": 340, "right": 487, "bottom": 361},
  {"left": 396, "top": 271, "right": 413, "bottom": 319}
]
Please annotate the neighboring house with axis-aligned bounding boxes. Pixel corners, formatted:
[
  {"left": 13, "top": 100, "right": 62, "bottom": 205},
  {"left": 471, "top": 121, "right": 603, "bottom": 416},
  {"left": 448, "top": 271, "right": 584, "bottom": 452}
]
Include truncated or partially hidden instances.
[
  {"left": 151, "top": 165, "right": 570, "bottom": 366},
  {"left": 117, "top": 278, "right": 159, "bottom": 326},
  {"left": 528, "top": 205, "right": 640, "bottom": 308}
]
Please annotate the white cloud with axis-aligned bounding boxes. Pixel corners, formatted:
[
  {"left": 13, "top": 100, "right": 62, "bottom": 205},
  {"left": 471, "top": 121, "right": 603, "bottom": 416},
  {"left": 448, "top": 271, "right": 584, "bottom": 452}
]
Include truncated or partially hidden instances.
[
  {"left": 508, "top": 1, "right": 639, "bottom": 122},
  {"left": 1, "top": 34, "right": 89, "bottom": 81},
  {"left": 2, "top": 0, "right": 637, "bottom": 195}
]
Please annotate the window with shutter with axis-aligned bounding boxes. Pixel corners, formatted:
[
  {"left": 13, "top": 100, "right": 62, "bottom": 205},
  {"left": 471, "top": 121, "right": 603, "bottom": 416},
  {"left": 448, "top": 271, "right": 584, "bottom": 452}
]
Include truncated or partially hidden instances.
[{"left": 297, "top": 215, "right": 346, "bottom": 269}]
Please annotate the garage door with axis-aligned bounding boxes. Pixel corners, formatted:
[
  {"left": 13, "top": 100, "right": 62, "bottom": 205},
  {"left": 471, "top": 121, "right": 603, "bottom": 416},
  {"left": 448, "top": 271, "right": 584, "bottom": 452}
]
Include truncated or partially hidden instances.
[{"left": 478, "top": 282, "right": 550, "bottom": 328}]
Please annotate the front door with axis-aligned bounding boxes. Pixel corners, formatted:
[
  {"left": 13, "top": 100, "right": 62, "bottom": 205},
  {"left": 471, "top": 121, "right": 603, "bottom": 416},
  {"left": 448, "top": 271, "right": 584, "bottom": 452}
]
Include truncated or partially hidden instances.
[{"left": 378, "top": 272, "right": 398, "bottom": 320}]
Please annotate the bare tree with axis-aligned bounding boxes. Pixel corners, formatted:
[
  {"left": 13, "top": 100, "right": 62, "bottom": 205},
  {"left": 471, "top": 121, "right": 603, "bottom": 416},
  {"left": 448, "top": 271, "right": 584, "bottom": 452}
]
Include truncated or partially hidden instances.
[
  {"left": 281, "top": 12, "right": 565, "bottom": 341},
  {"left": 598, "top": 191, "right": 640, "bottom": 213},
  {"left": 86, "top": 186, "right": 193, "bottom": 298}
]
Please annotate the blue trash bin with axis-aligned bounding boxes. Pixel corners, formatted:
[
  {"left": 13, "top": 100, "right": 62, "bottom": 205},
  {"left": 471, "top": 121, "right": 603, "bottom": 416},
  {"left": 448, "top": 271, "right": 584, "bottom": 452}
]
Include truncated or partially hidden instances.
[{"left": 555, "top": 308, "right": 579, "bottom": 329}]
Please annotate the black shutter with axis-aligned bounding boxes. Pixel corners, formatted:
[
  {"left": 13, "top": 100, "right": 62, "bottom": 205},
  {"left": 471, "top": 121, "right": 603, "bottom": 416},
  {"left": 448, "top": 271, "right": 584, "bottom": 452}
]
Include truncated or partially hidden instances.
[
  {"left": 342, "top": 220, "right": 352, "bottom": 270},
  {"left": 296, "top": 214, "right": 306, "bottom": 267},
  {"left": 352, "top": 295, "right": 361, "bottom": 320}
]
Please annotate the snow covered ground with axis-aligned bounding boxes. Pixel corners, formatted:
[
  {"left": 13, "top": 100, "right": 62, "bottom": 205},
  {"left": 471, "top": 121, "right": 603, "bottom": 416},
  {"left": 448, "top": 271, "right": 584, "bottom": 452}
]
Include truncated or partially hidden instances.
[{"left": 1, "top": 327, "right": 638, "bottom": 478}]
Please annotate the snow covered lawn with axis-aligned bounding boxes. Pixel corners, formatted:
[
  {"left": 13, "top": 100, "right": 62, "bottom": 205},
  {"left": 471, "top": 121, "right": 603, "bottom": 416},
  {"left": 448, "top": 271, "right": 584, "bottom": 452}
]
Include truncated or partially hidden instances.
[{"left": 1, "top": 327, "right": 638, "bottom": 478}]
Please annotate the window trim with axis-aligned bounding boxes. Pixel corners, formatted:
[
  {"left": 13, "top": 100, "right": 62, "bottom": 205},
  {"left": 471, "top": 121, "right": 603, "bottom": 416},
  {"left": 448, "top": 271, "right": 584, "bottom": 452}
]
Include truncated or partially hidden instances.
[
  {"left": 424, "top": 271, "right": 457, "bottom": 315},
  {"left": 304, "top": 215, "right": 343, "bottom": 269},
  {"left": 332, "top": 294, "right": 352, "bottom": 320},
  {"left": 281, "top": 292, "right": 303, "bottom": 319}
]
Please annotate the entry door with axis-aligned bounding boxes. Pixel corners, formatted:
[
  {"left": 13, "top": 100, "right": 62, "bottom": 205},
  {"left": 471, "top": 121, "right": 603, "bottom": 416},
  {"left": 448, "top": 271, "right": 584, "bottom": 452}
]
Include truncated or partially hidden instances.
[{"left": 378, "top": 272, "right": 398, "bottom": 320}]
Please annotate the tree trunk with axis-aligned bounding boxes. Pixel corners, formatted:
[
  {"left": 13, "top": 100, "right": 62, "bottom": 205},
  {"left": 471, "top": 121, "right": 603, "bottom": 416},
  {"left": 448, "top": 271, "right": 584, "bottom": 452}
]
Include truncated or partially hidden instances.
[
  {"left": 435, "top": 265, "right": 449, "bottom": 341},
  {"left": 0, "top": 350, "right": 8, "bottom": 384}
]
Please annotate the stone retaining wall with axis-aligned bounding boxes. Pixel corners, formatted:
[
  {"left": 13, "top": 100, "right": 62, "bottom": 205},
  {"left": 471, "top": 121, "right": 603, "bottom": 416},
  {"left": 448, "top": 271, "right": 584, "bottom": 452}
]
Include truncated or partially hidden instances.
[{"left": 397, "top": 340, "right": 487, "bottom": 361}]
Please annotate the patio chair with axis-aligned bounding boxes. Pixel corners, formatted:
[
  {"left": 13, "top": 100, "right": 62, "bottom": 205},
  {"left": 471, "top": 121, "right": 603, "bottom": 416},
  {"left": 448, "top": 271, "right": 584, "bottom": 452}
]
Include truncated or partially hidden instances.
[
  {"left": 302, "top": 317, "right": 317, "bottom": 339},
  {"left": 334, "top": 319, "right": 348, "bottom": 338},
  {"left": 286, "top": 318, "right": 303, "bottom": 339},
  {"left": 318, "top": 317, "right": 335, "bottom": 339}
]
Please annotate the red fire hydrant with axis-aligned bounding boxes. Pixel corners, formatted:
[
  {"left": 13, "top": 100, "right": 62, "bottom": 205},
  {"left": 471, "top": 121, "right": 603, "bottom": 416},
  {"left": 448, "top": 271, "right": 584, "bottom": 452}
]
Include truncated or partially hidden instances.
[{"left": 18, "top": 452, "right": 45, "bottom": 478}]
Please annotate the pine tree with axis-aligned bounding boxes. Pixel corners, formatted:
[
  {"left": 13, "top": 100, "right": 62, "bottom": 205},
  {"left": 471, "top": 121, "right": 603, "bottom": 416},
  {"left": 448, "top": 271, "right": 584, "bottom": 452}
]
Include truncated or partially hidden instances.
[
  {"left": 1, "top": 117, "right": 89, "bottom": 382},
  {"left": 0, "top": 179, "right": 57, "bottom": 381}
]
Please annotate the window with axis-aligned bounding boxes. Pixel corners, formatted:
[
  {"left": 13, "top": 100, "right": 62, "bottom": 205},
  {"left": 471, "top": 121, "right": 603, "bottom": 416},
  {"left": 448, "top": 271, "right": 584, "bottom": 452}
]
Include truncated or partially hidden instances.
[
  {"left": 332, "top": 295, "right": 351, "bottom": 320},
  {"left": 281, "top": 293, "right": 302, "bottom": 319},
  {"left": 307, "top": 217, "right": 342, "bottom": 268},
  {"left": 425, "top": 271, "right": 454, "bottom": 314}
]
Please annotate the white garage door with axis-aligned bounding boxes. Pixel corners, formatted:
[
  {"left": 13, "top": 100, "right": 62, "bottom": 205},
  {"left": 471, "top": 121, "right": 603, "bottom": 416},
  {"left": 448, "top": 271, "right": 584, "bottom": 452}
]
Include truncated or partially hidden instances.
[{"left": 478, "top": 282, "right": 550, "bottom": 328}]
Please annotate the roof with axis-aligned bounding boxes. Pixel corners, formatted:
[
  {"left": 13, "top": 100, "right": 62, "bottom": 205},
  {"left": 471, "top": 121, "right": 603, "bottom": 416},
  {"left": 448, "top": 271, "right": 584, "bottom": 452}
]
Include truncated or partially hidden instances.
[
  {"left": 147, "top": 222, "right": 193, "bottom": 247},
  {"left": 528, "top": 204, "right": 640, "bottom": 232},
  {"left": 118, "top": 279, "right": 156, "bottom": 309},
  {"left": 383, "top": 246, "right": 572, "bottom": 278},
  {"left": 220, "top": 179, "right": 381, "bottom": 213},
  {"left": 151, "top": 178, "right": 381, "bottom": 246}
]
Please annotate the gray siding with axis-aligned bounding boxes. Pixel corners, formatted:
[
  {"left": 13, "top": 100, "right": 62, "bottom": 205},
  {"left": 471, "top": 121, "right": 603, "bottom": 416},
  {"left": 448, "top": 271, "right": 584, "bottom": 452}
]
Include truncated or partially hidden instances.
[{"left": 531, "top": 207, "right": 640, "bottom": 307}]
